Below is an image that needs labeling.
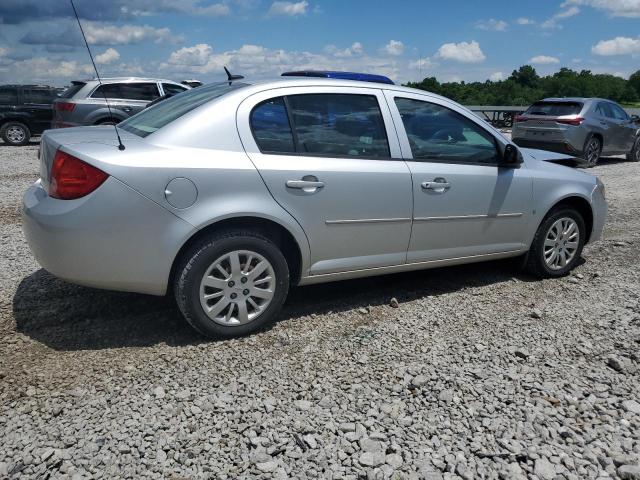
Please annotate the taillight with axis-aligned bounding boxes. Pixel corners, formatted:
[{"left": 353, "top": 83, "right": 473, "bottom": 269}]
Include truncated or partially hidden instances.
[
  {"left": 49, "top": 150, "right": 108, "bottom": 200},
  {"left": 556, "top": 117, "right": 584, "bottom": 126},
  {"left": 54, "top": 102, "right": 76, "bottom": 112},
  {"left": 514, "top": 115, "right": 529, "bottom": 123}
]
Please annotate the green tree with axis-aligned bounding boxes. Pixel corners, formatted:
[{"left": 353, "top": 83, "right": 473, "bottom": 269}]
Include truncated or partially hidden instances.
[
  {"left": 509, "top": 65, "right": 539, "bottom": 88},
  {"left": 629, "top": 70, "right": 640, "bottom": 97}
]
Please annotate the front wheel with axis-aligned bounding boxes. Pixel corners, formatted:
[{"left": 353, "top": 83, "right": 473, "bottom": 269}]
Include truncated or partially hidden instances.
[
  {"left": 1, "top": 122, "right": 31, "bottom": 146},
  {"left": 525, "top": 208, "right": 586, "bottom": 278},
  {"left": 627, "top": 136, "right": 640, "bottom": 162},
  {"left": 174, "top": 230, "right": 290, "bottom": 339}
]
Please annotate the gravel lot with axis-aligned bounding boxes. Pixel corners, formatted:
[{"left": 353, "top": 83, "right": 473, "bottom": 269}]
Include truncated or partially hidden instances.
[{"left": 0, "top": 142, "right": 639, "bottom": 480}]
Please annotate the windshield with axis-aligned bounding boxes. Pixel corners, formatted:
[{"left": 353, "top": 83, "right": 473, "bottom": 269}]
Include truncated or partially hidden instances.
[
  {"left": 525, "top": 101, "right": 583, "bottom": 116},
  {"left": 118, "top": 82, "right": 248, "bottom": 137}
]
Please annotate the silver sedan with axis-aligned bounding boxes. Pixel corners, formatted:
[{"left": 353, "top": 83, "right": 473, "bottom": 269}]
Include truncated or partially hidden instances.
[{"left": 23, "top": 77, "right": 607, "bottom": 338}]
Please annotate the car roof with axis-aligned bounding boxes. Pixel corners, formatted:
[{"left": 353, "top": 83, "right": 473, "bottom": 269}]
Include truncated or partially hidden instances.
[
  {"left": 539, "top": 97, "right": 612, "bottom": 103},
  {"left": 76, "top": 77, "right": 184, "bottom": 84},
  {"left": 231, "top": 76, "right": 452, "bottom": 103}
]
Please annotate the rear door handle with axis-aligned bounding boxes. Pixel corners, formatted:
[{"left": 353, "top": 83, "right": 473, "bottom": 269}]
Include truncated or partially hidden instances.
[
  {"left": 422, "top": 179, "right": 451, "bottom": 191},
  {"left": 286, "top": 179, "right": 325, "bottom": 192}
]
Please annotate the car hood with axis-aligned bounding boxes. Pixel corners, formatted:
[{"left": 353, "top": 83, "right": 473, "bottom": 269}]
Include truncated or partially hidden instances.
[{"left": 521, "top": 147, "right": 577, "bottom": 163}]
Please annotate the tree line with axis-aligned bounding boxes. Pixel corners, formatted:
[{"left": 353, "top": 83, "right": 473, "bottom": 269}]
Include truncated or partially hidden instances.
[{"left": 405, "top": 66, "right": 640, "bottom": 107}]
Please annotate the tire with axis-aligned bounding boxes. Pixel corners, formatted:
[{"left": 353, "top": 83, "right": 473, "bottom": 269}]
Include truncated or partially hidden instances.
[
  {"left": 582, "top": 135, "right": 601, "bottom": 168},
  {"left": 525, "top": 207, "right": 586, "bottom": 278},
  {"left": 0, "top": 121, "right": 31, "bottom": 146},
  {"left": 627, "top": 136, "right": 640, "bottom": 162},
  {"left": 174, "top": 230, "right": 290, "bottom": 339}
]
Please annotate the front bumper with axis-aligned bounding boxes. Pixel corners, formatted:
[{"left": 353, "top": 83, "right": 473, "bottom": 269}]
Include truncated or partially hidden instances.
[{"left": 22, "top": 177, "right": 194, "bottom": 295}]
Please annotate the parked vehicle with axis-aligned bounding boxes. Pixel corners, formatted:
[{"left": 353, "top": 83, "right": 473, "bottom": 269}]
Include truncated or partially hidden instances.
[
  {"left": 0, "top": 84, "right": 58, "bottom": 145},
  {"left": 51, "top": 77, "right": 189, "bottom": 129},
  {"left": 181, "top": 79, "right": 203, "bottom": 88},
  {"left": 23, "top": 76, "right": 607, "bottom": 339},
  {"left": 512, "top": 98, "right": 640, "bottom": 166}
]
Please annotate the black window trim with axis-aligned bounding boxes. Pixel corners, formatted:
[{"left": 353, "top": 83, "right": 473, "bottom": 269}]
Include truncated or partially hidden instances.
[
  {"left": 392, "top": 94, "right": 509, "bottom": 168},
  {"left": 250, "top": 92, "right": 396, "bottom": 161}
]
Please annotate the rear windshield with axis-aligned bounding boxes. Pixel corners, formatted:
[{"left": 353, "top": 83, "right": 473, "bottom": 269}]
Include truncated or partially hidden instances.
[
  {"left": 118, "top": 82, "right": 247, "bottom": 138},
  {"left": 59, "top": 82, "right": 86, "bottom": 99},
  {"left": 525, "top": 101, "right": 583, "bottom": 116}
]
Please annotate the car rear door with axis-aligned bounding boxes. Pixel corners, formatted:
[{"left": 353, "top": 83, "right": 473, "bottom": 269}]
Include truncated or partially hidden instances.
[
  {"left": 21, "top": 87, "right": 55, "bottom": 134},
  {"left": 385, "top": 90, "right": 531, "bottom": 262},
  {"left": 117, "top": 82, "right": 161, "bottom": 116},
  {"left": 595, "top": 102, "right": 625, "bottom": 153},
  {"left": 237, "top": 86, "right": 413, "bottom": 276}
]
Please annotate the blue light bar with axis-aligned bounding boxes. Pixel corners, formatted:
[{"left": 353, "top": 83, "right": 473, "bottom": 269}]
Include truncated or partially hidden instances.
[{"left": 281, "top": 70, "right": 394, "bottom": 85}]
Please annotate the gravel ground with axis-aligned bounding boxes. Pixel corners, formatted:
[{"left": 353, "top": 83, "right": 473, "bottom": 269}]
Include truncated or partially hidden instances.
[{"left": 0, "top": 142, "right": 639, "bottom": 480}]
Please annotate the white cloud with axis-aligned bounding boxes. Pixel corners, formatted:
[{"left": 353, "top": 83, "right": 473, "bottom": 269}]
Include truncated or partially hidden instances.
[
  {"left": 0, "top": 47, "right": 7, "bottom": 57},
  {"left": 529, "top": 55, "right": 560, "bottom": 64},
  {"left": 591, "top": 36, "right": 640, "bottom": 55},
  {"left": 435, "top": 41, "right": 485, "bottom": 63},
  {"left": 516, "top": 17, "right": 535, "bottom": 25},
  {"left": 85, "top": 22, "right": 179, "bottom": 45},
  {"left": 167, "top": 43, "right": 215, "bottom": 66},
  {"left": 192, "top": 3, "right": 230, "bottom": 16},
  {"left": 267, "top": 1, "right": 308, "bottom": 16},
  {"left": 563, "top": 0, "right": 640, "bottom": 18},
  {"left": 541, "top": 5, "right": 580, "bottom": 28},
  {"left": 381, "top": 40, "right": 404, "bottom": 56},
  {"left": 0, "top": 57, "right": 94, "bottom": 83},
  {"left": 95, "top": 48, "right": 120, "bottom": 64},
  {"left": 489, "top": 71, "right": 504, "bottom": 81},
  {"left": 475, "top": 19, "right": 508, "bottom": 31},
  {"left": 325, "top": 42, "right": 364, "bottom": 58}
]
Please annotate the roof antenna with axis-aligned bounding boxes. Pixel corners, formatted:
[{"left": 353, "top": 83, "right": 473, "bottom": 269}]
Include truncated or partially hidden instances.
[
  {"left": 224, "top": 66, "right": 244, "bottom": 84},
  {"left": 70, "top": 0, "right": 125, "bottom": 151}
]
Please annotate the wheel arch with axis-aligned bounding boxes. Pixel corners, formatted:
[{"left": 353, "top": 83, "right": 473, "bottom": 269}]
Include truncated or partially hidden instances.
[
  {"left": 542, "top": 195, "right": 594, "bottom": 244},
  {"left": 170, "top": 215, "right": 305, "bottom": 290}
]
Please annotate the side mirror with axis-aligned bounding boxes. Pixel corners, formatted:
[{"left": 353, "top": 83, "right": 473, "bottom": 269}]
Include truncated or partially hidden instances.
[
  {"left": 631, "top": 114, "right": 640, "bottom": 124},
  {"left": 502, "top": 144, "right": 522, "bottom": 166}
]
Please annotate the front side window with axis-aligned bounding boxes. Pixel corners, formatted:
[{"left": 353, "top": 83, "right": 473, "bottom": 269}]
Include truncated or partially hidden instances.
[
  {"left": 610, "top": 103, "right": 629, "bottom": 121},
  {"left": 250, "top": 97, "right": 295, "bottom": 153},
  {"left": 0, "top": 87, "right": 18, "bottom": 105},
  {"left": 287, "top": 94, "right": 390, "bottom": 158},
  {"left": 395, "top": 97, "right": 499, "bottom": 164},
  {"left": 23, "top": 88, "right": 55, "bottom": 104}
]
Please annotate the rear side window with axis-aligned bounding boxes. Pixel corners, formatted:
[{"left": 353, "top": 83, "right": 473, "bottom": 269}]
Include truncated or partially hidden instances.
[
  {"left": 23, "top": 88, "right": 55, "bottom": 104},
  {"left": 0, "top": 87, "right": 18, "bottom": 105},
  {"left": 91, "top": 83, "right": 160, "bottom": 101},
  {"left": 162, "top": 83, "right": 188, "bottom": 96},
  {"left": 288, "top": 94, "right": 389, "bottom": 158},
  {"left": 525, "top": 101, "right": 583, "bottom": 116},
  {"left": 395, "top": 97, "right": 499, "bottom": 165},
  {"left": 250, "top": 98, "right": 295, "bottom": 153},
  {"left": 59, "top": 83, "right": 85, "bottom": 99}
]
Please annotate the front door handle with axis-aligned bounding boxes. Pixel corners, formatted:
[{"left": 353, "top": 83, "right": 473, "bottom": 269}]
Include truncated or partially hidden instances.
[
  {"left": 286, "top": 178, "right": 325, "bottom": 193},
  {"left": 422, "top": 178, "right": 451, "bottom": 192}
]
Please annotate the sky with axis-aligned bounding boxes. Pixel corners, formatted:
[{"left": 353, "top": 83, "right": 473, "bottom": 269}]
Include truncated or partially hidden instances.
[{"left": 0, "top": 0, "right": 639, "bottom": 86}]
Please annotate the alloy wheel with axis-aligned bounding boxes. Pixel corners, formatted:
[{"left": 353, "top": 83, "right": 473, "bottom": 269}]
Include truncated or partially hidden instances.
[
  {"left": 199, "top": 250, "right": 275, "bottom": 326},
  {"left": 6, "top": 126, "right": 26, "bottom": 144},
  {"left": 543, "top": 217, "right": 580, "bottom": 270},
  {"left": 585, "top": 138, "right": 600, "bottom": 166}
]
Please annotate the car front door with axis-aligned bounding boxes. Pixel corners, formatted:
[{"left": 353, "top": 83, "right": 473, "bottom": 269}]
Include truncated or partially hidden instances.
[
  {"left": 237, "top": 87, "right": 413, "bottom": 276},
  {"left": 385, "top": 91, "right": 531, "bottom": 263},
  {"left": 610, "top": 103, "right": 637, "bottom": 153}
]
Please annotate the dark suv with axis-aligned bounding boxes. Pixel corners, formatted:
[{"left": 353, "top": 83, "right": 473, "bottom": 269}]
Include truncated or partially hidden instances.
[{"left": 0, "top": 85, "right": 58, "bottom": 146}]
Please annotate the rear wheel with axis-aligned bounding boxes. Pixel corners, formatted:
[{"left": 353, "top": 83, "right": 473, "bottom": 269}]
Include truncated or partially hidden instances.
[
  {"left": 1, "top": 122, "right": 31, "bottom": 146},
  {"left": 583, "top": 135, "right": 601, "bottom": 168},
  {"left": 174, "top": 230, "right": 289, "bottom": 339},
  {"left": 627, "top": 136, "right": 640, "bottom": 162},
  {"left": 525, "top": 208, "right": 585, "bottom": 278}
]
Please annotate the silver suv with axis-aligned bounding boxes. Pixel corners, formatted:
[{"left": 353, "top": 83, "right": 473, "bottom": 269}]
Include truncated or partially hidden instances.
[
  {"left": 24, "top": 78, "right": 607, "bottom": 339},
  {"left": 512, "top": 97, "right": 640, "bottom": 166},
  {"left": 52, "top": 77, "right": 189, "bottom": 128}
]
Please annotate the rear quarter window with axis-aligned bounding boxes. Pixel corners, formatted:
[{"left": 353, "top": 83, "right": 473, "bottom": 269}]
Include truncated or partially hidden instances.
[
  {"left": 0, "top": 87, "right": 18, "bottom": 105},
  {"left": 59, "top": 83, "right": 86, "bottom": 99}
]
